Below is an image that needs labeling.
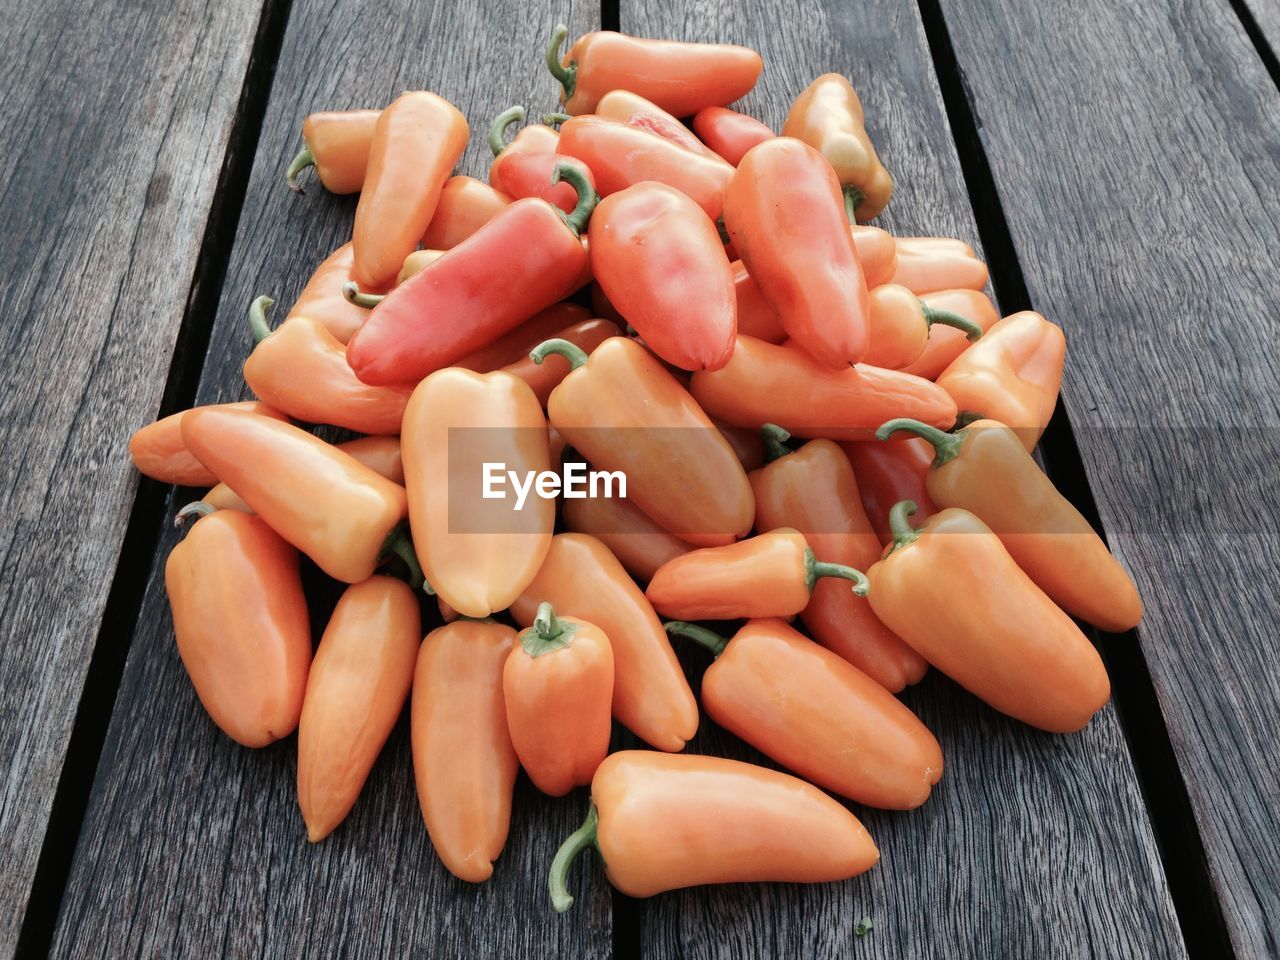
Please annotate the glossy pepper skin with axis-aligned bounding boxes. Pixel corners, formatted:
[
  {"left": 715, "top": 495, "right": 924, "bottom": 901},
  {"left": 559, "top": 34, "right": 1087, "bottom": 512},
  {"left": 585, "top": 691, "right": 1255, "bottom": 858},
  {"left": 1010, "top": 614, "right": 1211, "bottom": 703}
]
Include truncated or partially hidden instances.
[
  {"left": 536, "top": 336, "right": 755, "bottom": 545},
  {"left": 899, "top": 289, "right": 1000, "bottom": 380},
  {"left": 851, "top": 225, "right": 898, "bottom": 286},
  {"left": 289, "top": 242, "right": 387, "bottom": 345},
  {"left": 353, "top": 92, "right": 469, "bottom": 287},
  {"left": 751, "top": 433, "right": 928, "bottom": 691},
  {"left": 548, "top": 751, "right": 877, "bottom": 910},
  {"left": 546, "top": 25, "right": 763, "bottom": 117},
  {"left": 165, "top": 507, "right": 310, "bottom": 747},
  {"left": 489, "top": 107, "right": 596, "bottom": 214},
  {"left": 590, "top": 182, "right": 736, "bottom": 371},
  {"left": 891, "top": 236, "right": 989, "bottom": 295},
  {"left": 865, "top": 504, "right": 1111, "bottom": 733},
  {"left": 510, "top": 534, "right": 697, "bottom": 752},
  {"left": 693, "top": 106, "right": 775, "bottom": 165},
  {"left": 936, "top": 311, "right": 1066, "bottom": 451},
  {"left": 422, "top": 175, "right": 511, "bottom": 250},
  {"left": 412, "top": 619, "right": 518, "bottom": 883},
  {"left": 297, "top": 576, "right": 420, "bottom": 842},
  {"left": 401, "top": 369, "right": 552, "bottom": 618},
  {"left": 287, "top": 109, "right": 380, "bottom": 194},
  {"left": 501, "top": 318, "right": 619, "bottom": 405},
  {"left": 560, "top": 493, "right": 691, "bottom": 582},
  {"left": 181, "top": 409, "right": 407, "bottom": 583},
  {"left": 243, "top": 297, "right": 411, "bottom": 435},
  {"left": 862, "top": 283, "right": 984, "bottom": 370},
  {"left": 667, "top": 619, "right": 942, "bottom": 808},
  {"left": 346, "top": 168, "right": 595, "bottom": 386},
  {"left": 455, "top": 302, "right": 592, "bottom": 372},
  {"left": 782, "top": 74, "right": 892, "bottom": 221},
  {"left": 594, "top": 90, "right": 716, "bottom": 157},
  {"left": 690, "top": 336, "right": 957, "bottom": 442},
  {"left": 724, "top": 138, "right": 870, "bottom": 367},
  {"left": 503, "top": 603, "right": 614, "bottom": 796},
  {"left": 129, "top": 401, "right": 287, "bottom": 487},
  {"left": 842, "top": 437, "right": 939, "bottom": 544},
  {"left": 879, "top": 418, "right": 1142, "bottom": 632}
]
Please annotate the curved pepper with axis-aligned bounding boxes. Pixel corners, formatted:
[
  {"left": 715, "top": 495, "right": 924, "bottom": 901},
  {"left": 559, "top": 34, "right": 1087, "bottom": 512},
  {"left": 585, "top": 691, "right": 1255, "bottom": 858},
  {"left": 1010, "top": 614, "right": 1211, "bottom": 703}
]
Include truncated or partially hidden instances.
[
  {"left": 589, "top": 182, "right": 735, "bottom": 371},
  {"left": 289, "top": 242, "right": 388, "bottom": 344},
  {"left": 510, "top": 533, "right": 697, "bottom": 752},
  {"left": 690, "top": 336, "right": 957, "bottom": 442},
  {"left": 546, "top": 25, "right": 762, "bottom": 117},
  {"left": 297, "top": 576, "right": 420, "bottom": 842},
  {"left": 165, "top": 505, "right": 310, "bottom": 747},
  {"left": 401, "top": 369, "right": 552, "bottom": 618},
  {"left": 489, "top": 106, "right": 596, "bottom": 214},
  {"left": 935, "top": 311, "right": 1065, "bottom": 451},
  {"left": 891, "top": 236, "right": 989, "bottom": 294},
  {"left": 782, "top": 74, "right": 892, "bottom": 221},
  {"left": 864, "top": 503, "right": 1111, "bottom": 733},
  {"left": 180, "top": 408, "right": 408, "bottom": 583},
  {"left": 353, "top": 91, "right": 468, "bottom": 287},
  {"left": 412, "top": 618, "right": 518, "bottom": 883},
  {"left": 899, "top": 289, "right": 1000, "bottom": 380},
  {"left": 503, "top": 602, "right": 614, "bottom": 796},
  {"left": 129, "top": 401, "right": 286, "bottom": 487},
  {"left": 501, "top": 318, "right": 619, "bottom": 405},
  {"left": 422, "top": 175, "right": 511, "bottom": 250},
  {"left": 243, "top": 296, "right": 412, "bottom": 434},
  {"left": 666, "top": 618, "right": 941, "bottom": 808},
  {"left": 287, "top": 108, "right": 380, "bottom": 194},
  {"left": 548, "top": 751, "right": 877, "bottom": 909},
  {"left": 724, "top": 138, "right": 870, "bottom": 367},
  {"left": 692, "top": 106, "right": 775, "bottom": 165},
  {"left": 560, "top": 493, "right": 691, "bottom": 582},
  {"left": 862, "top": 283, "right": 984, "bottom": 370},
  {"left": 594, "top": 90, "right": 717, "bottom": 157},
  {"left": 878, "top": 418, "right": 1142, "bottom": 632},
  {"left": 535, "top": 336, "right": 754, "bottom": 545},
  {"left": 751, "top": 432, "right": 928, "bottom": 691},
  {"left": 647, "top": 528, "right": 868, "bottom": 620},
  {"left": 841, "top": 436, "right": 939, "bottom": 544},
  {"left": 346, "top": 165, "right": 595, "bottom": 386}
]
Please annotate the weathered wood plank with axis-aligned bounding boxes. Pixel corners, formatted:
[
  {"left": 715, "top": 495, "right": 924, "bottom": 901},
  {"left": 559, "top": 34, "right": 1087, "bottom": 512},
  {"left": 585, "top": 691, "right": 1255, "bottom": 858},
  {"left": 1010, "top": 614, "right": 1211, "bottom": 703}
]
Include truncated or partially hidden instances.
[
  {"left": 0, "top": 0, "right": 272, "bottom": 951},
  {"left": 52, "top": 1, "right": 611, "bottom": 957},
  {"left": 930, "top": 0, "right": 1280, "bottom": 955},
  {"left": 622, "top": 1, "right": 1188, "bottom": 957},
  {"left": 1238, "top": 0, "right": 1280, "bottom": 65}
]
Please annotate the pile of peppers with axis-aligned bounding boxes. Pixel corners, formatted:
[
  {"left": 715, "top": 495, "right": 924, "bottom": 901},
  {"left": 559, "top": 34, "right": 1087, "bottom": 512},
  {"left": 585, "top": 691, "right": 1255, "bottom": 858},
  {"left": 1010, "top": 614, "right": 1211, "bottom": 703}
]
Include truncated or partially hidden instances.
[{"left": 130, "top": 22, "right": 1142, "bottom": 915}]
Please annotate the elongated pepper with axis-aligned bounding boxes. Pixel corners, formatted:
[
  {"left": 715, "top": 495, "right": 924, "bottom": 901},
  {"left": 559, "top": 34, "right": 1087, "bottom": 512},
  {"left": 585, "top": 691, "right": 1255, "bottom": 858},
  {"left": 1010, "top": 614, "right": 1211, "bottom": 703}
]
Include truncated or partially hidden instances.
[
  {"left": 489, "top": 106, "right": 596, "bottom": 213},
  {"left": 287, "top": 108, "right": 380, "bottom": 194},
  {"left": 422, "top": 175, "right": 511, "bottom": 250},
  {"left": 594, "top": 90, "right": 717, "bottom": 157},
  {"left": 288, "top": 242, "right": 388, "bottom": 345},
  {"left": 560, "top": 493, "right": 692, "bottom": 582},
  {"left": 692, "top": 106, "right": 775, "bottom": 165},
  {"left": 899, "top": 289, "right": 1000, "bottom": 380},
  {"left": 891, "top": 236, "right": 989, "bottom": 294},
  {"left": 842, "top": 437, "right": 939, "bottom": 544},
  {"left": 129, "top": 401, "right": 287, "bottom": 487}
]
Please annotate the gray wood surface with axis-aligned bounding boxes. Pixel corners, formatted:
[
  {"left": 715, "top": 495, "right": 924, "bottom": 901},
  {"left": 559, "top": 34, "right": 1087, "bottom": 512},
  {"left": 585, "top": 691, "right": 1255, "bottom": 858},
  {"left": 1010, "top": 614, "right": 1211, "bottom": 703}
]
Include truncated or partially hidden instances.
[
  {"left": 1239, "top": 0, "right": 1280, "bottom": 65},
  {"left": 51, "top": 0, "right": 612, "bottom": 956},
  {"left": 623, "top": 1, "right": 1189, "bottom": 958},
  {"left": 0, "top": 0, "right": 270, "bottom": 952},
  {"left": 933, "top": 0, "right": 1280, "bottom": 956}
]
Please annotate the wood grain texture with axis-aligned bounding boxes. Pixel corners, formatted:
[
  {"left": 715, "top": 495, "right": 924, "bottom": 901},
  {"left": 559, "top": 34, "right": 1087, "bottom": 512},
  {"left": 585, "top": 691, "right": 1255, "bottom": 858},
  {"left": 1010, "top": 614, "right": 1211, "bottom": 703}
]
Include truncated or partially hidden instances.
[
  {"left": 933, "top": 0, "right": 1280, "bottom": 956},
  {"left": 0, "top": 0, "right": 269, "bottom": 951},
  {"left": 1238, "top": 0, "right": 1280, "bottom": 63},
  {"left": 622, "top": 1, "right": 1188, "bottom": 957},
  {"left": 51, "top": 1, "right": 611, "bottom": 957}
]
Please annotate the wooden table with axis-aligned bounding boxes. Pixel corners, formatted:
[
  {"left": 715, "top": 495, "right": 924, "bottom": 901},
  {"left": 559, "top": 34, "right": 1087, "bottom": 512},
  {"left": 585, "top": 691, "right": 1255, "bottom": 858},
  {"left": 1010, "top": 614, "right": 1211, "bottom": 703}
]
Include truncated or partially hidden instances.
[{"left": 2, "top": 0, "right": 1276, "bottom": 955}]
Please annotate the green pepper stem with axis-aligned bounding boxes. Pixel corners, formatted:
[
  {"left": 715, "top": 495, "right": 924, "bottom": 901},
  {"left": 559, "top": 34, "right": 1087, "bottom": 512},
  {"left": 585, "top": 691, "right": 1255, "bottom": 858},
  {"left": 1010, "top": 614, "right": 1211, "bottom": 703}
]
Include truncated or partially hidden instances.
[
  {"left": 174, "top": 501, "right": 216, "bottom": 529},
  {"left": 552, "top": 161, "right": 598, "bottom": 236},
  {"left": 549, "top": 802, "right": 598, "bottom": 912},
  {"left": 807, "top": 549, "right": 870, "bottom": 598},
  {"left": 248, "top": 295, "right": 275, "bottom": 344},
  {"left": 523, "top": 601, "right": 578, "bottom": 656},
  {"left": 342, "top": 281, "right": 385, "bottom": 308},
  {"left": 888, "top": 500, "right": 921, "bottom": 552},
  {"left": 664, "top": 621, "right": 728, "bottom": 658},
  {"left": 921, "top": 303, "right": 984, "bottom": 342},
  {"left": 761, "top": 423, "right": 792, "bottom": 462},
  {"left": 378, "top": 525, "right": 424, "bottom": 591},
  {"left": 489, "top": 105, "right": 526, "bottom": 157},
  {"left": 286, "top": 145, "right": 314, "bottom": 193},
  {"left": 545, "top": 24, "right": 578, "bottom": 100},
  {"left": 876, "top": 417, "right": 965, "bottom": 467},
  {"left": 530, "top": 338, "right": 589, "bottom": 371},
  {"left": 842, "top": 185, "right": 866, "bottom": 224},
  {"left": 542, "top": 113, "right": 572, "bottom": 127}
]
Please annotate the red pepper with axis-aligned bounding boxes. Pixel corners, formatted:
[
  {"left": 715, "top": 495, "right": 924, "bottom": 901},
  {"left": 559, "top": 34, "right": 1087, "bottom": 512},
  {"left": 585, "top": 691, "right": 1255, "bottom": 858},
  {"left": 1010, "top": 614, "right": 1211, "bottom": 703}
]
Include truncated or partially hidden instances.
[
  {"left": 489, "top": 106, "right": 596, "bottom": 214},
  {"left": 591, "top": 91, "right": 718, "bottom": 157},
  {"left": 500, "top": 318, "right": 619, "bottom": 405},
  {"left": 842, "top": 437, "right": 939, "bottom": 545},
  {"left": 455, "top": 302, "right": 593, "bottom": 372},
  {"left": 692, "top": 106, "right": 775, "bottom": 165}
]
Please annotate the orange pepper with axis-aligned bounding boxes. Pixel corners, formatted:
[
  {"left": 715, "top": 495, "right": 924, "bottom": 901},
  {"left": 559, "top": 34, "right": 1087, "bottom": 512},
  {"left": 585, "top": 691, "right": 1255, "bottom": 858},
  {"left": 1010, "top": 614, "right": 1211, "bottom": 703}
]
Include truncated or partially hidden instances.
[
  {"left": 289, "top": 242, "right": 388, "bottom": 344},
  {"left": 891, "top": 236, "right": 989, "bottom": 294},
  {"left": 297, "top": 576, "right": 420, "bottom": 842},
  {"left": 690, "top": 336, "right": 958, "bottom": 442},
  {"left": 501, "top": 318, "right": 619, "bottom": 405},
  {"left": 352, "top": 92, "right": 468, "bottom": 287},
  {"left": 548, "top": 751, "right": 877, "bottom": 909},
  {"left": 692, "top": 106, "right": 775, "bottom": 165},
  {"left": 842, "top": 437, "right": 939, "bottom": 544},
  {"left": 412, "top": 618, "right": 518, "bottom": 882},
  {"left": 560, "top": 493, "right": 692, "bottom": 582},
  {"left": 534, "top": 337, "right": 755, "bottom": 545},
  {"left": 936, "top": 311, "right": 1065, "bottom": 451},
  {"left": 878, "top": 418, "right": 1142, "bottom": 632},
  {"left": 863, "top": 503, "right": 1111, "bottom": 733},
  {"left": 243, "top": 296, "right": 412, "bottom": 434},
  {"left": 286, "top": 108, "right": 380, "bottom": 194},
  {"left": 647, "top": 528, "right": 868, "bottom": 620},
  {"left": 422, "top": 176, "right": 511, "bottom": 250},
  {"left": 852, "top": 225, "right": 898, "bottom": 287},
  {"left": 489, "top": 107, "right": 597, "bottom": 214},
  {"left": 180, "top": 409, "right": 408, "bottom": 583},
  {"left": 782, "top": 74, "right": 893, "bottom": 221},
  {"left": 593, "top": 90, "right": 717, "bottom": 157},
  {"left": 401, "top": 369, "right": 552, "bottom": 616},
  {"left": 165, "top": 505, "right": 310, "bottom": 747},
  {"left": 503, "top": 602, "right": 613, "bottom": 796},
  {"left": 862, "top": 283, "right": 984, "bottom": 370},
  {"left": 712, "top": 417, "right": 765, "bottom": 471},
  {"left": 510, "top": 533, "right": 698, "bottom": 751},
  {"left": 898, "top": 289, "right": 1001, "bottom": 380},
  {"left": 546, "top": 25, "right": 763, "bottom": 117},
  {"left": 589, "top": 182, "right": 736, "bottom": 371},
  {"left": 751, "top": 431, "right": 928, "bottom": 691},
  {"left": 724, "top": 138, "right": 870, "bottom": 367},
  {"left": 129, "top": 401, "right": 286, "bottom": 486},
  {"left": 665, "top": 618, "right": 941, "bottom": 808}
]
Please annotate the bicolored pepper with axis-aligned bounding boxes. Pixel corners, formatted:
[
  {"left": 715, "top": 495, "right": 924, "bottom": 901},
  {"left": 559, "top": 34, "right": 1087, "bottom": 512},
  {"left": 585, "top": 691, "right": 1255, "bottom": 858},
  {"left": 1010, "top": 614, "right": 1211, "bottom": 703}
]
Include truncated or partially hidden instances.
[
  {"left": 593, "top": 90, "right": 717, "bottom": 157},
  {"left": 286, "top": 108, "right": 379, "bottom": 194},
  {"left": 489, "top": 106, "right": 596, "bottom": 213}
]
